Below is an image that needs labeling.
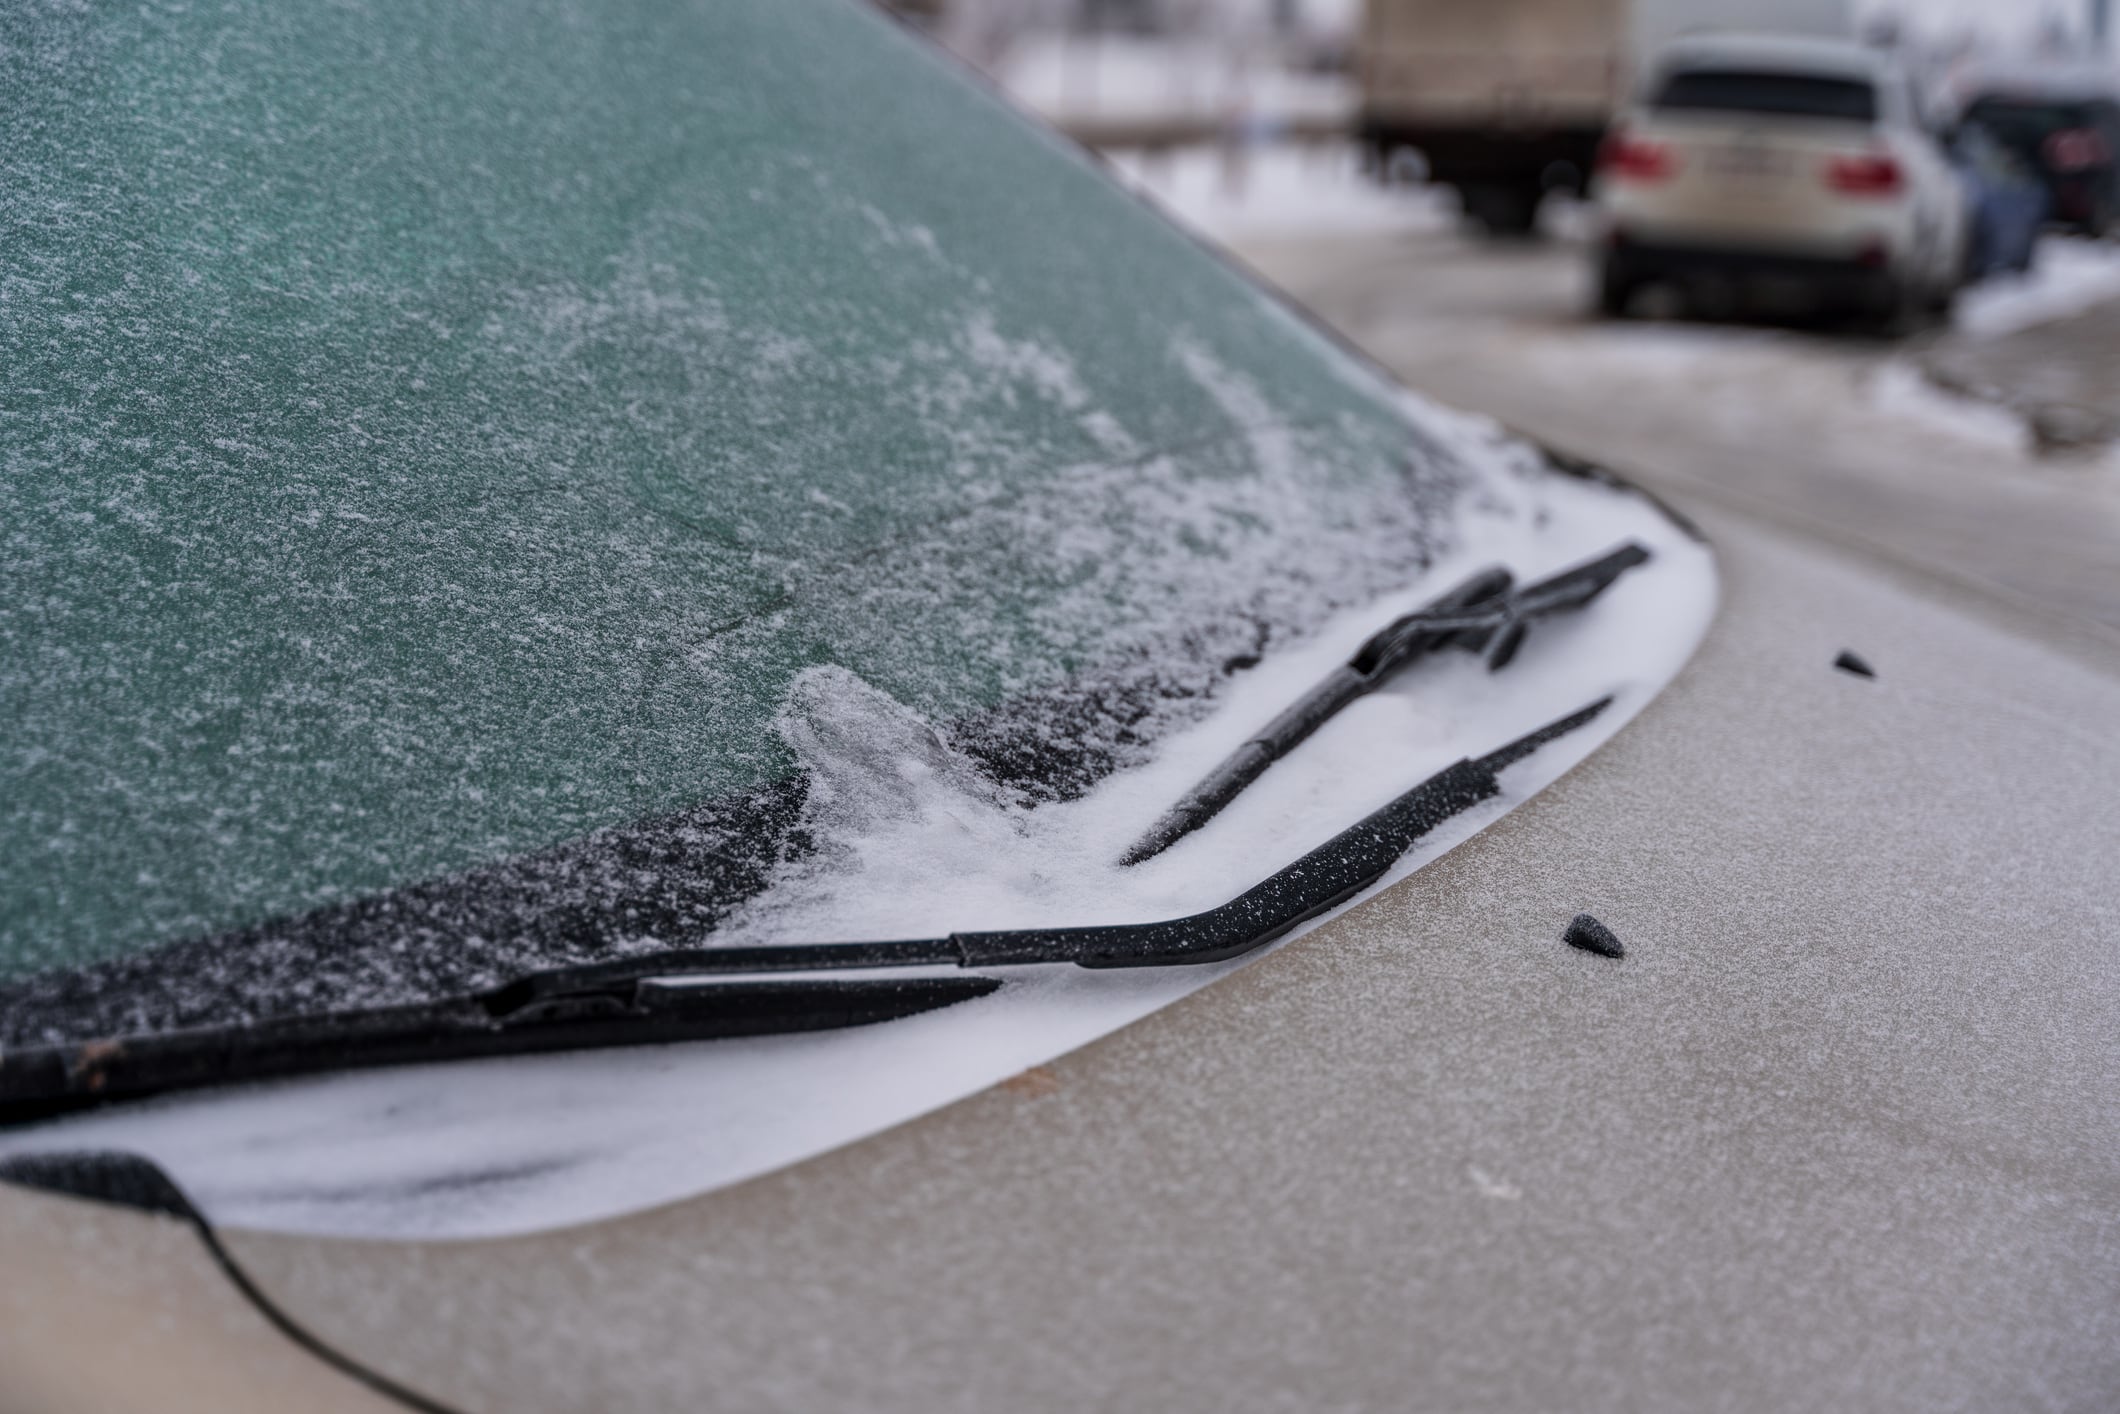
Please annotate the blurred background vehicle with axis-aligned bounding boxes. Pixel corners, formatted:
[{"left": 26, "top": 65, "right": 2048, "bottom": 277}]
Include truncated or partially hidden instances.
[
  {"left": 1592, "top": 33, "right": 1966, "bottom": 323},
  {"left": 1355, "top": 0, "right": 1855, "bottom": 236},
  {"left": 1954, "top": 73, "right": 2120, "bottom": 235},
  {"left": 1949, "top": 118, "right": 2049, "bottom": 278}
]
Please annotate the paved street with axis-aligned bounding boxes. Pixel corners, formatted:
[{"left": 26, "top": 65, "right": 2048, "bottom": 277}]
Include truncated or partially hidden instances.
[{"left": 1232, "top": 222, "right": 2120, "bottom": 632}]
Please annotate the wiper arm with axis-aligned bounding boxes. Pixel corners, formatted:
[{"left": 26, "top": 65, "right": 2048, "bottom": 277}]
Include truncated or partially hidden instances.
[
  {"left": 1118, "top": 542, "right": 1649, "bottom": 866},
  {"left": 0, "top": 697, "right": 1612, "bottom": 1126}
]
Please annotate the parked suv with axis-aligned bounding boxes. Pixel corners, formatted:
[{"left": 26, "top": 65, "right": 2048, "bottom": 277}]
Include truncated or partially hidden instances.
[
  {"left": 1593, "top": 34, "right": 1966, "bottom": 324},
  {"left": 1958, "top": 81, "right": 2120, "bottom": 237}
]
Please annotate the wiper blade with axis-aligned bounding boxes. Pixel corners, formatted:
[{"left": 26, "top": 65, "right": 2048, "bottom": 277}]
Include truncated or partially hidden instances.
[
  {"left": 1118, "top": 542, "right": 1649, "bottom": 866},
  {"left": 0, "top": 977, "right": 1002, "bottom": 1128},
  {"left": 0, "top": 696, "right": 1612, "bottom": 1126}
]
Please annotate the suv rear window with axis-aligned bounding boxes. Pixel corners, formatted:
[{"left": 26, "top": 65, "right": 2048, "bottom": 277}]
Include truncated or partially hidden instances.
[{"left": 1654, "top": 69, "right": 1878, "bottom": 123}]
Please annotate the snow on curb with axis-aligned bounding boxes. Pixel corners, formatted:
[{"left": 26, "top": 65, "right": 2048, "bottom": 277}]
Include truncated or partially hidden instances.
[
  {"left": 1871, "top": 361, "right": 2031, "bottom": 455},
  {"left": 1107, "top": 142, "right": 1455, "bottom": 244},
  {"left": 1897, "top": 237, "right": 2120, "bottom": 461},
  {"left": 1953, "top": 237, "right": 2120, "bottom": 339},
  {"left": 997, "top": 34, "right": 1354, "bottom": 130}
]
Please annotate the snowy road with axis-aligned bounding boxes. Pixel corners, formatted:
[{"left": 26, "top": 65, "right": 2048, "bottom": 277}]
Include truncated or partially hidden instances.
[{"left": 1228, "top": 219, "right": 2120, "bottom": 631}]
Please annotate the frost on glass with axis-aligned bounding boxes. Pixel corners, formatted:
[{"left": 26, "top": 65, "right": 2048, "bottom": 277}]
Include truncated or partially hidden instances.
[{"left": 2, "top": 0, "right": 1508, "bottom": 1037}]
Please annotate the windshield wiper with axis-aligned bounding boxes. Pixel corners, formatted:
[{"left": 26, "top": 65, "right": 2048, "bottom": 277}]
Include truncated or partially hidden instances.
[
  {"left": 1118, "top": 542, "right": 1650, "bottom": 866},
  {"left": 0, "top": 697, "right": 1612, "bottom": 1126}
]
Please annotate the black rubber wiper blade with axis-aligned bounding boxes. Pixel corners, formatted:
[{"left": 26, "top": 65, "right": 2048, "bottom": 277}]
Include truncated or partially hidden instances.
[
  {"left": 959, "top": 719, "right": 1552, "bottom": 970},
  {"left": 1118, "top": 542, "right": 1649, "bottom": 866},
  {"left": 0, "top": 976, "right": 1002, "bottom": 1128},
  {"left": 0, "top": 697, "right": 1612, "bottom": 1126}
]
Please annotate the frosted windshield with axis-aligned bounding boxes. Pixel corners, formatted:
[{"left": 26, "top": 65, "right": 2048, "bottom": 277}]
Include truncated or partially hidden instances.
[{"left": 10, "top": 0, "right": 1493, "bottom": 1020}]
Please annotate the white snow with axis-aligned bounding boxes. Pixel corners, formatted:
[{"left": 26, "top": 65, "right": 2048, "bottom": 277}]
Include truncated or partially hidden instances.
[
  {"left": 995, "top": 33, "right": 1354, "bottom": 129},
  {"left": 1954, "top": 238, "right": 2120, "bottom": 339},
  {"left": 1107, "top": 143, "right": 1458, "bottom": 243},
  {"left": 0, "top": 466, "right": 1715, "bottom": 1241},
  {"left": 1868, "top": 360, "right": 2032, "bottom": 455}
]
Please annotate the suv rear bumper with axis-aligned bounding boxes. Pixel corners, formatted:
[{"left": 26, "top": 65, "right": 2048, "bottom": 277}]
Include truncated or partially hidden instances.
[{"left": 1604, "top": 235, "right": 1897, "bottom": 309}]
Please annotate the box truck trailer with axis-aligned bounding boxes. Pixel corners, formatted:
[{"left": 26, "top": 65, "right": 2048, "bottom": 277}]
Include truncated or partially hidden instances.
[{"left": 1357, "top": 0, "right": 1854, "bottom": 233}]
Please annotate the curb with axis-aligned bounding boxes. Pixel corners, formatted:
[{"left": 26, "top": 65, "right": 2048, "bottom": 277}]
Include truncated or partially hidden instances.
[{"left": 1917, "top": 347, "right": 2120, "bottom": 457}]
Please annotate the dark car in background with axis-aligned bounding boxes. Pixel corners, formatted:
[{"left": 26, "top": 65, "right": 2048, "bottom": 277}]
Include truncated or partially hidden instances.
[
  {"left": 1959, "top": 81, "right": 2120, "bottom": 236},
  {"left": 1949, "top": 120, "right": 2048, "bottom": 279}
]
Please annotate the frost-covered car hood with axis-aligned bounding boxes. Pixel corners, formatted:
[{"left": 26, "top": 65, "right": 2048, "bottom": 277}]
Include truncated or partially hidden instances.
[{"left": 3, "top": 0, "right": 1711, "bottom": 1233}]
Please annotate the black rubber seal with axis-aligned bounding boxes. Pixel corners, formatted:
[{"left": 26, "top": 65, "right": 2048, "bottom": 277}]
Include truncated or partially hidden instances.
[{"left": 0, "top": 1150, "right": 464, "bottom": 1414}]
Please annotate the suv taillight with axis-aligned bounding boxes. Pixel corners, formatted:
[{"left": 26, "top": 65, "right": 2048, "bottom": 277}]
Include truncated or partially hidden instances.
[
  {"left": 1598, "top": 131, "right": 1675, "bottom": 183},
  {"left": 2044, "top": 127, "right": 2111, "bottom": 172},
  {"left": 1825, "top": 152, "right": 1903, "bottom": 197}
]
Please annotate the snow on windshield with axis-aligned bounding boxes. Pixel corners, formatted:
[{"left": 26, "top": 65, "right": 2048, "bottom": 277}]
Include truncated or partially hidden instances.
[
  {"left": 2, "top": 0, "right": 1705, "bottom": 1057},
  {"left": 0, "top": 459, "right": 1717, "bottom": 1239}
]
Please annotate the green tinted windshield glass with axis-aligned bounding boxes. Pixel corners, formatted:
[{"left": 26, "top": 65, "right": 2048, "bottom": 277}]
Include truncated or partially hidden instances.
[{"left": 2, "top": 0, "right": 1467, "bottom": 988}]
